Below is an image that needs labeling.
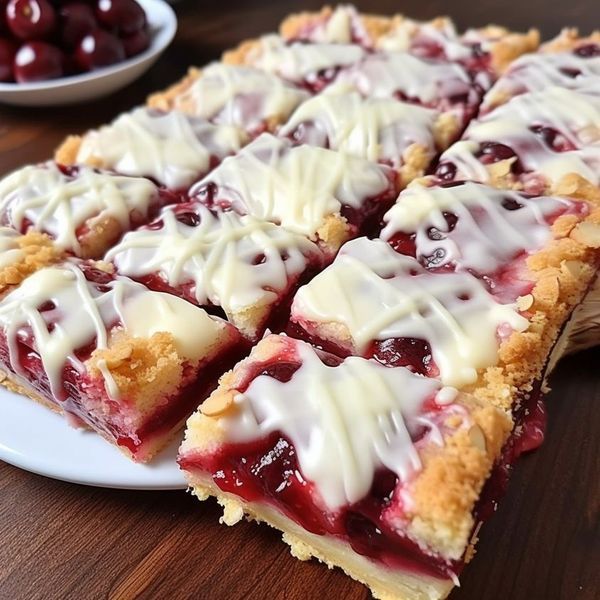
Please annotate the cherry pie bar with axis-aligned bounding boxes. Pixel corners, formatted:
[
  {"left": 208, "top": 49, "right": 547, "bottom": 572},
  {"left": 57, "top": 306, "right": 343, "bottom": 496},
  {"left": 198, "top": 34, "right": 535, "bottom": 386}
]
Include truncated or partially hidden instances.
[
  {"left": 278, "top": 86, "right": 458, "bottom": 183},
  {"left": 1, "top": 3, "right": 600, "bottom": 599},
  {"left": 55, "top": 107, "right": 248, "bottom": 190},
  {"left": 0, "top": 260, "right": 243, "bottom": 461},
  {"left": 106, "top": 201, "right": 325, "bottom": 340},
  {"left": 279, "top": 5, "right": 539, "bottom": 83},
  {"left": 147, "top": 63, "right": 310, "bottom": 137},
  {"left": 179, "top": 334, "right": 512, "bottom": 600},
  {"left": 188, "top": 133, "right": 397, "bottom": 254},
  {"left": 0, "top": 162, "right": 167, "bottom": 259}
]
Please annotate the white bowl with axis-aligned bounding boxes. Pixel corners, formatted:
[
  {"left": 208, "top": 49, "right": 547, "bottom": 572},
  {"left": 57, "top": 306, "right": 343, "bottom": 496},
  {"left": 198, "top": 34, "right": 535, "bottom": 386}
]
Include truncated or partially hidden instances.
[{"left": 0, "top": 0, "right": 177, "bottom": 107}]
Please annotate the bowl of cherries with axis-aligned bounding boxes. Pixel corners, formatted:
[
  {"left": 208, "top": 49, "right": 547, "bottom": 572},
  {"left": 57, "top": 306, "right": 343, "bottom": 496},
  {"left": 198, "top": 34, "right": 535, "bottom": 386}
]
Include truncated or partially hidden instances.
[{"left": 0, "top": 0, "right": 176, "bottom": 106}]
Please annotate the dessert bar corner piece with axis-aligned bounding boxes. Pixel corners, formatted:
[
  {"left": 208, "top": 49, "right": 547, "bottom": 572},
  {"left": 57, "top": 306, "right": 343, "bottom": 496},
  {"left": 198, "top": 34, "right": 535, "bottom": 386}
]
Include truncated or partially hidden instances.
[
  {"left": 146, "top": 63, "right": 311, "bottom": 136},
  {"left": 0, "top": 161, "right": 165, "bottom": 259},
  {"left": 436, "top": 86, "right": 600, "bottom": 197},
  {"left": 188, "top": 133, "right": 398, "bottom": 255},
  {"left": 0, "top": 260, "right": 244, "bottom": 461},
  {"left": 54, "top": 106, "right": 248, "bottom": 191},
  {"left": 107, "top": 201, "right": 326, "bottom": 341},
  {"left": 179, "top": 334, "right": 512, "bottom": 600}
]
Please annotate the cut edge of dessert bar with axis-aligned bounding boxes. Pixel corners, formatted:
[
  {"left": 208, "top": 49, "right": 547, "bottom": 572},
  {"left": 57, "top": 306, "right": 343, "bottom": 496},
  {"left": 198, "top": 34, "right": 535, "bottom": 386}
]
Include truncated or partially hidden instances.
[
  {"left": 146, "top": 64, "right": 310, "bottom": 135},
  {"left": 0, "top": 227, "right": 64, "bottom": 296},
  {"left": 0, "top": 260, "right": 245, "bottom": 462},
  {"left": 106, "top": 201, "right": 327, "bottom": 341},
  {"left": 179, "top": 334, "right": 512, "bottom": 600},
  {"left": 288, "top": 180, "right": 600, "bottom": 411}
]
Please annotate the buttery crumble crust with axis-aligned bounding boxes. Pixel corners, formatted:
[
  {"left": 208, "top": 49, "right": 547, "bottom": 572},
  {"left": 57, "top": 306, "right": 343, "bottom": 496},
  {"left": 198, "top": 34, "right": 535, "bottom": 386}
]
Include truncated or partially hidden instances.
[
  {"left": 0, "top": 231, "right": 63, "bottom": 295},
  {"left": 540, "top": 28, "right": 600, "bottom": 53},
  {"left": 180, "top": 335, "right": 512, "bottom": 561},
  {"left": 147, "top": 67, "right": 202, "bottom": 112}
]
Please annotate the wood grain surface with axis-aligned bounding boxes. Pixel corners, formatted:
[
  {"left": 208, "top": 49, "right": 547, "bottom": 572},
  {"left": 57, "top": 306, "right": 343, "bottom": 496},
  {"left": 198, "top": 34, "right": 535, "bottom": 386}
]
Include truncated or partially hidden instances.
[{"left": 0, "top": 2, "right": 599, "bottom": 599}]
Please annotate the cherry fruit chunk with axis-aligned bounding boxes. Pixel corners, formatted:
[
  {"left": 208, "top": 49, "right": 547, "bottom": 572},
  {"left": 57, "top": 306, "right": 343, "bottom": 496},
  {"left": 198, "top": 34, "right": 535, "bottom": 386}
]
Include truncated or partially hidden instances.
[
  {"left": 14, "top": 40, "right": 63, "bottom": 82},
  {"left": 6, "top": 0, "right": 57, "bottom": 41},
  {"left": 59, "top": 2, "right": 96, "bottom": 48},
  {"left": 75, "top": 28, "right": 124, "bottom": 70},
  {"left": 95, "top": 0, "right": 146, "bottom": 35},
  {"left": 0, "top": 37, "right": 17, "bottom": 81}
]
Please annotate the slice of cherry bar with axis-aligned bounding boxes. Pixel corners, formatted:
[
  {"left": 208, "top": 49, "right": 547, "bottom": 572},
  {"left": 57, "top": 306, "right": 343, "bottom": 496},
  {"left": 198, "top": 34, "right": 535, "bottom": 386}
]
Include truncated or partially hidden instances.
[
  {"left": 289, "top": 221, "right": 599, "bottom": 410},
  {"left": 107, "top": 201, "right": 325, "bottom": 340},
  {"left": 188, "top": 133, "right": 397, "bottom": 255},
  {"left": 481, "top": 30, "right": 600, "bottom": 112},
  {"left": 279, "top": 86, "right": 460, "bottom": 184},
  {"left": 435, "top": 86, "right": 600, "bottom": 197},
  {"left": 279, "top": 4, "right": 539, "bottom": 86},
  {"left": 222, "top": 34, "right": 367, "bottom": 93},
  {"left": 179, "top": 334, "right": 512, "bottom": 600},
  {"left": 0, "top": 261, "right": 243, "bottom": 461},
  {"left": 332, "top": 52, "right": 483, "bottom": 129},
  {"left": 0, "top": 162, "right": 166, "bottom": 259},
  {"left": 147, "top": 63, "right": 310, "bottom": 136},
  {"left": 55, "top": 107, "right": 247, "bottom": 190},
  {"left": 0, "top": 227, "right": 63, "bottom": 295}
]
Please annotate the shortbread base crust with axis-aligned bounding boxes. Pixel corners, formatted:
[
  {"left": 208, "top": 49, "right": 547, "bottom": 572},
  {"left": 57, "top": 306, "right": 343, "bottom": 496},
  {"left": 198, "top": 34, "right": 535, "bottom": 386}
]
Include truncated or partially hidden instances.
[{"left": 185, "top": 472, "right": 455, "bottom": 600}]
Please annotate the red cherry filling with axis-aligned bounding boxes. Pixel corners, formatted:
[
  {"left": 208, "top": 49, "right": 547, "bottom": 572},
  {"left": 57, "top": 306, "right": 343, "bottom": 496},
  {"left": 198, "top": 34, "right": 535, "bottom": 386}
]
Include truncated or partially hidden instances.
[
  {"left": 14, "top": 40, "right": 63, "bottom": 81},
  {"left": 303, "top": 65, "right": 343, "bottom": 93},
  {"left": 370, "top": 337, "right": 436, "bottom": 377},
  {"left": 529, "top": 124, "right": 576, "bottom": 152},
  {"left": 574, "top": 43, "right": 600, "bottom": 58},
  {"left": 434, "top": 161, "right": 457, "bottom": 182},
  {"left": 6, "top": 0, "right": 56, "bottom": 41},
  {"left": 476, "top": 141, "right": 517, "bottom": 164}
]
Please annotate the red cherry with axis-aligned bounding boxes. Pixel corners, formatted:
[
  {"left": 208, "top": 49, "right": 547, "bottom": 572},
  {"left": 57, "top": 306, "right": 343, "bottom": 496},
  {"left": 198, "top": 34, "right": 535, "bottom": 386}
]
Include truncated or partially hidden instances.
[
  {"left": 95, "top": 0, "right": 145, "bottom": 35},
  {"left": 6, "top": 0, "right": 57, "bottom": 41},
  {"left": 121, "top": 25, "right": 148, "bottom": 57},
  {"left": 0, "top": 1, "right": 10, "bottom": 34},
  {"left": 0, "top": 37, "right": 17, "bottom": 81},
  {"left": 59, "top": 2, "right": 96, "bottom": 48},
  {"left": 14, "top": 41, "right": 63, "bottom": 82},
  {"left": 75, "top": 28, "right": 124, "bottom": 70}
]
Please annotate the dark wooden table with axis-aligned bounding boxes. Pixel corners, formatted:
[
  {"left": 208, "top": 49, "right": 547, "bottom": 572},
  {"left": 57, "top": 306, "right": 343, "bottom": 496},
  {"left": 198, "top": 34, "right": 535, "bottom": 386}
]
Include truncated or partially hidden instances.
[{"left": 1, "top": 2, "right": 599, "bottom": 599}]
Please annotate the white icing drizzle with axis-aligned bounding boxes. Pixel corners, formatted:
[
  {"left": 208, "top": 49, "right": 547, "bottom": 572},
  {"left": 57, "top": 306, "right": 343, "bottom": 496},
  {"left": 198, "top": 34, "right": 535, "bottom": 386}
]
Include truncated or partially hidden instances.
[
  {"left": 223, "top": 338, "right": 462, "bottom": 510},
  {"left": 76, "top": 107, "right": 246, "bottom": 189},
  {"left": 484, "top": 51, "right": 600, "bottom": 108},
  {"left": 0, "top": 227, "right": 26, "bottom": 269},
  {"left": 381, "top": 182, "right": 572, "bottom": 273},
  {"left": 293, "top": 4, "right": 370, "bottom": 46},
  {"left": 0, "top": 162, "right": 158, "bottom": 255},
  {"left": 189, "top": 133, "right": 392, "bottom": 237},
  {"left": 291, "top": 237, "right": 529, "bottom": 387},
  {"left": 174, "top": 63, "right": 310, "bottom": 130},
  {"left": 0, "top": 263, "right": 227, "bottom": 399},
  {"left": 248, "top": 34, "right": 366, "bottom": 83},
  {"left": 279, "top": 86, "right": 438, "bottom": 166},
  {"left": 107, "top": 203, "right": 323, "bottom": 325},
  {"left": 334, "top": 52, "right": 475, "bottom": 112},
  {"left": 443, "top": 87, "right": 600, "bottom": 185}
]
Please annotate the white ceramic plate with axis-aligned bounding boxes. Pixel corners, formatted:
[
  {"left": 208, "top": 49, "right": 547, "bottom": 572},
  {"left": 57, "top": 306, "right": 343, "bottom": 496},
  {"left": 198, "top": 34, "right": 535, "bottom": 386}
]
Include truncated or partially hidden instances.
[
  {"left": 0, "top": 386, "right": 187, "bottom": 489},
  {"left": 0, "top": 0, "right": 177, "bottom": 107}
]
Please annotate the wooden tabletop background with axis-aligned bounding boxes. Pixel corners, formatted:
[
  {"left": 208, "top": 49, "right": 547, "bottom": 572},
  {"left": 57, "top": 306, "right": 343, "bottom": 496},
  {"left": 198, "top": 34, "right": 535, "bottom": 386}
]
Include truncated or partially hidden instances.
[{"left": 1, "top": 1, "right": 599, "bottom": 599}]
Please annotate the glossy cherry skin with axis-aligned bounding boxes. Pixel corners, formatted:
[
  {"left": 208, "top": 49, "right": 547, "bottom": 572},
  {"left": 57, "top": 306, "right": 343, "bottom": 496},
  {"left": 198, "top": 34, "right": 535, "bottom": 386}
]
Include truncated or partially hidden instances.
[
  {"left": 6, "top": 0, "right": 57, "bottom": 41},
  {"left": 121, "top": 25, "right": 148, "bottom": 57},
  {"left": 75, "top": 28, "right": 124, "bottom": 70},
  {"left": 0, "top": 37, "right": 17, "bottom": 81},
  {"left": 13, "top": 40, "right": 63, "bottom": 82},
  {"left": 95, "top": 0, "right": 146, "bottom": 35},
  {"left": 59, "top": 1, "right": 96, "bottom": 48}
]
